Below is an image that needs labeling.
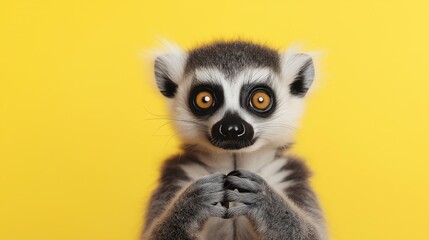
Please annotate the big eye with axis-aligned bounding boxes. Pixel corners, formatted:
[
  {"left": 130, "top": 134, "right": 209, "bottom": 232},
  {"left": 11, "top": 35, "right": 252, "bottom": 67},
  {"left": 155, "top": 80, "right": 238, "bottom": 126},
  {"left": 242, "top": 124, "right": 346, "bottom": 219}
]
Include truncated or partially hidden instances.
[
  {"left": 251, "top": 90, "right": 271, "bottom": 111},
  {"left": 195, "top": 91, "right": 214, "bottom": 109},
  {"left": 243, "top": 86, "right": 276, "bottom": 117},
  {"left": 189, "top": 85, "right": 223, "bottom": 117}
]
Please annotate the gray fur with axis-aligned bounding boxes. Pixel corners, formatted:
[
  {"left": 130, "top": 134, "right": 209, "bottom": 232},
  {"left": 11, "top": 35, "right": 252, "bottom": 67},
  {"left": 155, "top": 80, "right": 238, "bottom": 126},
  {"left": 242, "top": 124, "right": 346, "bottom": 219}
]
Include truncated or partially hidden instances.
[{"left": 185, "top": 41, "right": 280, "bottom": 77}]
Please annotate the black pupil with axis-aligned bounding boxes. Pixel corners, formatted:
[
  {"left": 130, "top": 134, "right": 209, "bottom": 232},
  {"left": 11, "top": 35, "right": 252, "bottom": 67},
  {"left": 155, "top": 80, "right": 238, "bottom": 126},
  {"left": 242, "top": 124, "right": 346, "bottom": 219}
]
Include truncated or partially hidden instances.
[
  {"left": 258, "top": 96, "right": 264, "bottom": 103},
  {"left": 202, "top": 96, "right": 210, "bottom": 103}
]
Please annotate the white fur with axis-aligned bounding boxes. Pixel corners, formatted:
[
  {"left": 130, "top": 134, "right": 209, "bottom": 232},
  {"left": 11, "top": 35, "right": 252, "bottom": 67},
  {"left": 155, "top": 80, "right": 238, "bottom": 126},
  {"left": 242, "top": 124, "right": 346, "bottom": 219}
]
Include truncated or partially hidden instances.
[
  {"left": 180, "top": 163, "right": 210, "bottom": 181},
  {"left": 155, "top": 40, "right": 188, "bottom": 84},
  {"left": 281, "top": 48, "right": 313, "bottom": 84}
]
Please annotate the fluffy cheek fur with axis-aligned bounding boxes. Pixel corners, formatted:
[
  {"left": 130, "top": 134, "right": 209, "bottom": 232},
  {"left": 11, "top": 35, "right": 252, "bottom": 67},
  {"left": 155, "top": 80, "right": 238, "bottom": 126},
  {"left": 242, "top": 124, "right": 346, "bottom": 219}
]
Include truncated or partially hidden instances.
[
  {"left": 253, "top": 97, "right": 305, "bottom": 149},
  {"left": 166, "top": 78, "right": 220, "bottom": 150}
]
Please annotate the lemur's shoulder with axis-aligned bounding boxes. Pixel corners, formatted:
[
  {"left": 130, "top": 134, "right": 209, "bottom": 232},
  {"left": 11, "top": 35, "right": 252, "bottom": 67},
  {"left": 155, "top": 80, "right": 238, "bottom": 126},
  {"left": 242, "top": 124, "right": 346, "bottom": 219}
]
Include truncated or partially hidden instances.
[
  {"left": 279, "top": 154, "right": 322, "bottom": 217},
  {"left": 145, "top": 153, "right": 201, "bottom": 226},
  {"left": 281, "top": 154, "right": 313, "bottom": 182}
]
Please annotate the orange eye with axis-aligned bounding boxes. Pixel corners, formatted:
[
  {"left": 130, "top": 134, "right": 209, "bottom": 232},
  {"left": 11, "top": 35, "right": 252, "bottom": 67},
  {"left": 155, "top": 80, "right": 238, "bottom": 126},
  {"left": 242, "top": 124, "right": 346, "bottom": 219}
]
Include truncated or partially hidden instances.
[
  {"left": 195, "top": 91, "right": 214, "bottom": 109},
  {"left": 251, "top": 90, "right": 271, "bottom": 110}
]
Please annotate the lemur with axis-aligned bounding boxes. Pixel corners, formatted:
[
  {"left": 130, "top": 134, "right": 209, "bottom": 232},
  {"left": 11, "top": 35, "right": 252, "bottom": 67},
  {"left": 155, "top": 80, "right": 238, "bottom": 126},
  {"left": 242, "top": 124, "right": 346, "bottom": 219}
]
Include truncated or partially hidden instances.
[{"left": 143, "top": 40, "right": 326, "bottom": 240}]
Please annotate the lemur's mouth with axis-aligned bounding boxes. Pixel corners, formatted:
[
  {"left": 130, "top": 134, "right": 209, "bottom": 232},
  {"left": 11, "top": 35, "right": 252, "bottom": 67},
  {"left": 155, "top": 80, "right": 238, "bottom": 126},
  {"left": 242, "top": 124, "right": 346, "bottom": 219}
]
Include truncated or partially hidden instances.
[{"left": 208, "top": 137, "right": 257, "bottom": 150}]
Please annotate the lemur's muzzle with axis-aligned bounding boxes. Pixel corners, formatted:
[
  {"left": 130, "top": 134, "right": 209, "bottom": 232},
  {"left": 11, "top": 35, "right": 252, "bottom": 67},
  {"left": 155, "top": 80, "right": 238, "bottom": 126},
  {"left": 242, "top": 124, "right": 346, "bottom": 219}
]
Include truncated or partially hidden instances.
[{"left": 210, "top": 112, "right": 255, "bottom": 150}]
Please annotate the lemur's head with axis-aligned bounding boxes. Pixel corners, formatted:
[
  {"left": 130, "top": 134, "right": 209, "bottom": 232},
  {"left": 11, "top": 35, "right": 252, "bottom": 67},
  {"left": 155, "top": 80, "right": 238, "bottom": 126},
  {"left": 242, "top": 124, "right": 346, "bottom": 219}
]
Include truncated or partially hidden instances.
[{"left": 153, "top": 40, "right": 315, "bottom": 153}]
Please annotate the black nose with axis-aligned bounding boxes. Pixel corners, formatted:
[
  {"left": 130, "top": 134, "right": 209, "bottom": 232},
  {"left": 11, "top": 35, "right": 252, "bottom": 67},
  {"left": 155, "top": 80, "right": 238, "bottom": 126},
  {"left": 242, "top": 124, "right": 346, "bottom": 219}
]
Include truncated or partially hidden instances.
[
  {"left": 220, "top": 122, "right": 245, "bottom": 138},
  {"left": 211, "top": 112, "right": 254, "bottom": 141}
]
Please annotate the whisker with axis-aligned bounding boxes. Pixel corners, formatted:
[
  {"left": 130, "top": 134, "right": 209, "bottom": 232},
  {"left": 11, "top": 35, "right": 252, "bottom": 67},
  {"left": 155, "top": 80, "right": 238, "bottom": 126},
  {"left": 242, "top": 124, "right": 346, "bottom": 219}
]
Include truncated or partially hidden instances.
[
  {"left": 163, "top": 132, "right": 180, "bottom": 150},
  {"left": 256, "top": 123, "right": 301, "bottom": 133},
  {"left": 144, "top": 117, "right": 207, "bottom": 128}
]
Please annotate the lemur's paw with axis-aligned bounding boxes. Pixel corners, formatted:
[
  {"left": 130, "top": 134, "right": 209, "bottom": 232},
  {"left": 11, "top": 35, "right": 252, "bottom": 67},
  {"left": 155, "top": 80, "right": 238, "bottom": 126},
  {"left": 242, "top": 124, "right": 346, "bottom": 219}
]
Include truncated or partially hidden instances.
[
  {"left": 188, "top": 173, "right": 226, "bottom": 203},
  {"left": 180, "top": 173, "right": 227, "bottom": 218},
  {"left": 223, "top": 169, "right": 269, "bottom": 218},
  {"left": 225, "top": 189, "right": 262, "bottom": 205}
]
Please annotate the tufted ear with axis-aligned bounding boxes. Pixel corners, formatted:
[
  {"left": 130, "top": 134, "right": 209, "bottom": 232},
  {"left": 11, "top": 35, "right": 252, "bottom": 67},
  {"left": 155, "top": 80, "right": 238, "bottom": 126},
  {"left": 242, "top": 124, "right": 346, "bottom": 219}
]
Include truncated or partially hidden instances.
[
  {"left": 154, "top": 43, "right": 187, "bottom": 98},
  {"left": 280, "top": 51, "right": 315, "bottom": 97}
]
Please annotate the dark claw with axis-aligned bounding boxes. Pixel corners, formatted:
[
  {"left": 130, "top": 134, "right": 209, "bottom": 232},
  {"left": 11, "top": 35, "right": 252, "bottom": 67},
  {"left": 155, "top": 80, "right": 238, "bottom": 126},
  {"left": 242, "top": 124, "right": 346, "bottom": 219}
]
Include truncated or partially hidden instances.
[
  {"left": 228, "top": 169, "right": 265, "bottom": 184},
  {"left": 221, "top": 201, "right": 230, "bottom": 208},
  {"left": 224, "top": 179, "right": 236, "bottom": 191},
  {"left": 227, "top": 170, "right": 241, "bottom": 177}
]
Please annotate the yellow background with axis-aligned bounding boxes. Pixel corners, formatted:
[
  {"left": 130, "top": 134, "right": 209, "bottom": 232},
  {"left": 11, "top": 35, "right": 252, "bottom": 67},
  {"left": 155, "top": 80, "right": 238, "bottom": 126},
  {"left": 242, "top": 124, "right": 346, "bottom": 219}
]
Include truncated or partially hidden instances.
[{"left": 1, "top": 1, "right": 428, "bottom": 239}]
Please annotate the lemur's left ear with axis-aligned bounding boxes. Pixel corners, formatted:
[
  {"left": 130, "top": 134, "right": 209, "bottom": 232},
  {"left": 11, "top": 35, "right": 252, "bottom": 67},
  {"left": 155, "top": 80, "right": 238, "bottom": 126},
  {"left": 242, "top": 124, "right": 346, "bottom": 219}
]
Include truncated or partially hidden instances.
[
  {"left": 154, "top": 43, "right": 187, "bottom": 98},
  {"left": 280, "top": 51, "right": 315, "bottom": 97}
]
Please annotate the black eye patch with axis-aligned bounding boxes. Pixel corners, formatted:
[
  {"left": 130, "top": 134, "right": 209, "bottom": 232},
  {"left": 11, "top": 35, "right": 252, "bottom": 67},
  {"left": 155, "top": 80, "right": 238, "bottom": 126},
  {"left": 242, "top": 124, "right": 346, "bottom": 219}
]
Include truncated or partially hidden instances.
[
  {"left": 240, "top": 84, "right": 276, "bottom": 118},
  {"left": 188, "top": 84, "right": 224, "bottom": 117}
]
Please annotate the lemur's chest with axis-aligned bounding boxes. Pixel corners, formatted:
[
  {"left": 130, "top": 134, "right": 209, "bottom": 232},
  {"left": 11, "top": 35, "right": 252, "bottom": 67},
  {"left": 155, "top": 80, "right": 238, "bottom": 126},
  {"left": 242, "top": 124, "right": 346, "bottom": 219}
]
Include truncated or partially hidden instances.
[{"left": 179, "top": 150, "right": 292, "bottom": 193}]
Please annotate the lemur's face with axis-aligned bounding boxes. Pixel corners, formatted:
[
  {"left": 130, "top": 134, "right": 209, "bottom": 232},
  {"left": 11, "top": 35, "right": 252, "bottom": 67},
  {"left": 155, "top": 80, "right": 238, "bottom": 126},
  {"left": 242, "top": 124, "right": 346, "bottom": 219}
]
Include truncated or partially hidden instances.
[{"left": 154, "top": 41, "right": 314, "bottom": 153}]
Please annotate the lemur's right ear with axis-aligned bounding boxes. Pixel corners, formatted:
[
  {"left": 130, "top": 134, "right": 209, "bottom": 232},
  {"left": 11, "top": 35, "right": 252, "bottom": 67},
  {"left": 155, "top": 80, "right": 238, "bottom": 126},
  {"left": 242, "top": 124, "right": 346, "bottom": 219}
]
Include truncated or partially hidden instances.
[
  {"left": 154, "top": 43, "right": 187, "bottom": 98},
  {"left": 280, "top": 49, "right": 315, "bottom": 98}
]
